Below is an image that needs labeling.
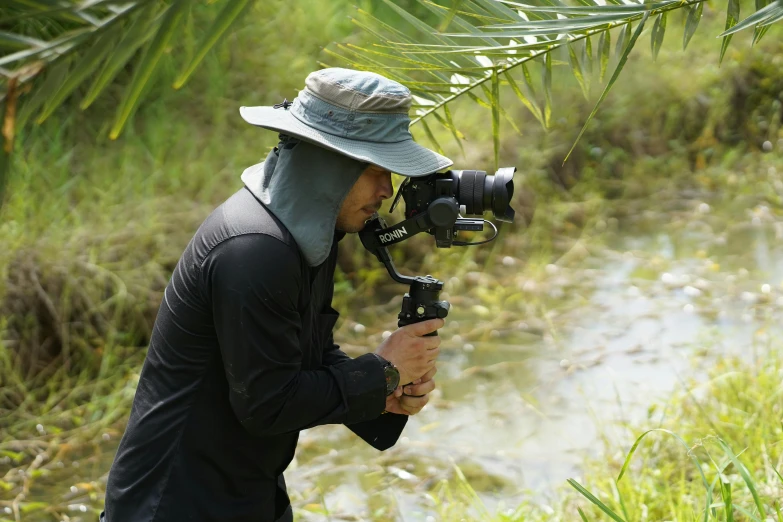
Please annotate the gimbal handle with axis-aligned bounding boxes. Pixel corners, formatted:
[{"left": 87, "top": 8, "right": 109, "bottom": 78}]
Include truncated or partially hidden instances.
[{"left": 359, "top": 215, "right": 450, "bottom": 336}]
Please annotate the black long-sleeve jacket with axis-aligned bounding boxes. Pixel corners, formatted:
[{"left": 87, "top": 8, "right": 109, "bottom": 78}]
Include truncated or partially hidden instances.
[{"left": 101, "top": 187, "right": 407, "bottom": 522}]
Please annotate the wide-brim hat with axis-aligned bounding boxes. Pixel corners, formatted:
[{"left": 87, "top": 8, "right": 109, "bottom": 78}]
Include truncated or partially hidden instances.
[{"left": 239, "top": 68, "right": 453, "bottom": 177}]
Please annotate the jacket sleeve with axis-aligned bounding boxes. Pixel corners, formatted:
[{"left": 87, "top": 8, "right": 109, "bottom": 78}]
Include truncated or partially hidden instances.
[
  {"left": 321, "top": 296, "right": 409, "bottom": 451},
  {"left": 203, "top": 234, "right": 387, "bottom": 437}
]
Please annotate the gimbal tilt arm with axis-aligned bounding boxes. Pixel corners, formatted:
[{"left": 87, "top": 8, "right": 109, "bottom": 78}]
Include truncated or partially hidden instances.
[{"left": 359, "top": 214, "right": 449, "bottom": 336}]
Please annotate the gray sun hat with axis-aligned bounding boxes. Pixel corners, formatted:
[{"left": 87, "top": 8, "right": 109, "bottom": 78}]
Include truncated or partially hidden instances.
[{"left": 239, "top": 68, "right": 453, "bottom": 177}]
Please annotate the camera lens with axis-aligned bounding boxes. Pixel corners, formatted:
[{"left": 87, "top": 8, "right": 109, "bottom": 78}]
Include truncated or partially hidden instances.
[{"left": 451, "top": 168, "right": 515, "bottom": 223}]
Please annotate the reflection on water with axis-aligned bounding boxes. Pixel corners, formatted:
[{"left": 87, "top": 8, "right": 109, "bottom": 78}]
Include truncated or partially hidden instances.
[
  {"left": 9, "top": 206, "right": 783, "bottom": 521},
  {"left": 289, "top": 215, "right": 783, "bottom": 520}
]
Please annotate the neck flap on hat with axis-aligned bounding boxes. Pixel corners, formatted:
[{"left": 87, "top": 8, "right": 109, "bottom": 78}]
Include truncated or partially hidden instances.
[{"left": 241, "top": 137, "right": 366, "bottom": 266}]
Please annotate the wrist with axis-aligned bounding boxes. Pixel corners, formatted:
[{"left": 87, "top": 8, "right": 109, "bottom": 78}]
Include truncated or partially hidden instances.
[{"left": 373, "top": 353, "right": 400, "bottom": 396}]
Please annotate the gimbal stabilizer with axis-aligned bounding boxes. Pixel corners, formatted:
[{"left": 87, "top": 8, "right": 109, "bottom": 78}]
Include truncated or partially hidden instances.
[{"left": 359, "top": 167, "right": 517, "bottom": 336}]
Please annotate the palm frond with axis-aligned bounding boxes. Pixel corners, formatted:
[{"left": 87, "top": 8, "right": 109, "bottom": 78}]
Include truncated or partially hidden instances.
[
  {"left": 0, "top": 0, "right": 255, "bottom": 141},
  {"left": 328, "top": 0, "right": 783, "bottom": 166}
]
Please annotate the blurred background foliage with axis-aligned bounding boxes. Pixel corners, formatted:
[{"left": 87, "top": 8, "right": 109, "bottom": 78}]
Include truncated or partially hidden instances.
[{"left": 1, "top": 0, "right": 783, "bottom": 520}]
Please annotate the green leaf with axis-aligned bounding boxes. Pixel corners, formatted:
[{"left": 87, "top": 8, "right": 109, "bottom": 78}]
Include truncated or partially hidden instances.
[
  {"left": 437, "top": 0, "right": 464, "bottom": 31},
  {"left": 569, "top": 41, "right": 589, "bottom": 100},
  {"left": 420, "top": 117, "right": 445, "bottom": 155},
  {"left": 37, "top": 30, "right": 120, "bottom": 123},
  {"left": 0, "top": 30, "right": 47, "bottom": 50},
  {"left": 753, "top": 0, "right": 770, "bottom": 43},
  {"left": 16, "top": 59, "right": 70, "bottom": 130},
  {"left": 81, "top": 8, "right": 157, "bottom": 110},
  {"left": 615, "top": 23, "right": 629, "bottom": 61},
  {"left": 567, "top": 479, "right": 626, "bottom": 522},
  {"left": 720, "top": 0, "right": 739, "bottom": 64},
  {"left": 719, "top": 0, "right": 781, "bottom": 36},
  {"left": 598, "top": 29, "right": 610, "bottom": 83},
  {"left": 173, "top": 0, "right": 254, "bottom": 89},
  {"left": 543, "top": 50, "right": 552, "bottom": 129},
  {"left": 584, "top": 34, "right": 593, "bottom": 76},
  {"left": 504, "top": 70, "right": 545, "bottom": 128},
  {"left": 651, "top": 12, "right": 666, "bottom": 60},
  {"left": 683, "top": 1, "right": 703, "bottom": 50},
  {"left": 491, "top": 67, "right": 500, "bottom": 170},
  {"left": 577, "top": 507, "right": 590, "bottom": 522},
  {"left": 110, "top": 0, "right": 190, "bottom": 139},
  {"left": 509, "top": 0, "right": 676, "bottom": 14},
  {"left": 482, "top": 11, "right": 633, "bottom": 30},
  {"left": 717, "top": 439, "right": 766, "bottom": 519},
  {"left": 564, "top": 13, "right": 649, "bottom": 164},
  {"left": 720, "top": 479, "right": 734, "bottom": 522},
  {"left": 433, "top": 105, "right": 465, "bottom": 157}
]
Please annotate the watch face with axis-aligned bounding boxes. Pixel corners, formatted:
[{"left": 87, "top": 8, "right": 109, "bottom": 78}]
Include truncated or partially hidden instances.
[{"left": 384, "top": 365, "right": 400, "bottom": 395}]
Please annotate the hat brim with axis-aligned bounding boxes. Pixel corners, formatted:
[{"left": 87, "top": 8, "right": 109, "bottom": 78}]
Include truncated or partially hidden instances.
[{"left": 239, "top": 106, "right": 453, "bottom": 177}]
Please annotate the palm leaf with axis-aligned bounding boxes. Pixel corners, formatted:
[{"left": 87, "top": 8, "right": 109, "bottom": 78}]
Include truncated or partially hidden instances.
[
  {"left": 719, "top": 0, "right": 739, "bottom": 64},
  {"left": 332, "top": 0, "right": 762, "bottom": 166}
]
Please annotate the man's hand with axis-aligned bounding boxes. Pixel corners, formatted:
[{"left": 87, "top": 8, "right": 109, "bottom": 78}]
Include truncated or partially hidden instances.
[
  {"left": 382, "top": 367, "right": 437, "bottom": 416},
  {"left": 375, "top": 318, "right": 443, "bottom": 385}
]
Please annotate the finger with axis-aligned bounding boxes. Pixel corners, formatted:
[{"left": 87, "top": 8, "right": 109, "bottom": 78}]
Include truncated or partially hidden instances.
[
  {"left": 385, "top": 397, "right": 410, "bottom": 416},
  {"left": 394, "top": 386, "right": 403, "bottom": 398},
  {"left": 418, "top": 366, "right": 437, "bottom": 383},
  {"left": 401, "top": 394, "right": 429, "bottom": 413},
  {"left": 404, "top": 378, "right": 435, "bottom": 397},
  {"left": 406, "top": 318, "right": 445, "bottom": 337}
]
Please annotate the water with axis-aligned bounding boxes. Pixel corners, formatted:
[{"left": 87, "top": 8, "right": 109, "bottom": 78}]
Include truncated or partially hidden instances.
[{"left": 8, "top": 202, "right": 783, "bottom": 521}]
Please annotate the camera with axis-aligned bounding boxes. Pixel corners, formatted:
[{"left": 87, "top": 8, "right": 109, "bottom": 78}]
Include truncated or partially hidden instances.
[
  {"left": 375, "top": 167, "right": 516, "bottom": 249},
  {"left": 359, "top": 166, "right": 517, "bottom": 330}
]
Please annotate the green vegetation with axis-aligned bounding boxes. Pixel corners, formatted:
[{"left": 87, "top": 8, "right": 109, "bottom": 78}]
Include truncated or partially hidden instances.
[{"left": 1, "top": 0, "right": 783, "bottom": 520}]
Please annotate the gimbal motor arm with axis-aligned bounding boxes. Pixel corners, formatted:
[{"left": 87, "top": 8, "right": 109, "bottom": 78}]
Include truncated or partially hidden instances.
[{"left": 359, "top": 214, "right": 449, "bottom": 333}]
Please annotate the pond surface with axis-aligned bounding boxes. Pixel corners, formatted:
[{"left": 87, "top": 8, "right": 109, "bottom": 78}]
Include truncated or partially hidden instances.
[{"left": 6, "top": 197, "right": 783, "bottom": 522}]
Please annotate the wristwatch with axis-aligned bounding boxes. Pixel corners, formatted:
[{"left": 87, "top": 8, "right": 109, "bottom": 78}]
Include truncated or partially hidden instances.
[{"left": 374, "top": 354, "right": 400, "bottom": 396}]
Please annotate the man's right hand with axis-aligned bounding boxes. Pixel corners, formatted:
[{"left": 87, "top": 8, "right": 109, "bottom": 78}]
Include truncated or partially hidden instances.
[{"left": 374, "top": 318, "right": 444, "bottom": 386}]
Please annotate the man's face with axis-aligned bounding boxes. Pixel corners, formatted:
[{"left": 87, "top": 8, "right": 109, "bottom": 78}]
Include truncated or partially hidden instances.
[{"left": 336, "top": 164, "right": 394, "bottom": 233}]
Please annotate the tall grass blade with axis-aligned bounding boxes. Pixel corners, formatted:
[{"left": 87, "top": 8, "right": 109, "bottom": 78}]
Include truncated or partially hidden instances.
[
  {"left": 577, "top": 507, "right": 590, "bottom": 522},
  {"left": 720, "top": 479, "right": 734, "bottom": 522},
  {"left": 173, "top": 0, "right": 254, "bottom": 89},
  {"left": 110, "top": 0, "right": 190, "bottom": 139},
  {"left": 598, "top": 29, "right": 610, "bottom": 83},
  {"left": 683, "top": 1, "right": 703, "bottom": 50},
  {"left": 773, "top": 465, "right": 783, "bottom": 485},
  {"left": 567, "top": 479, "right": 626, "bottom": 522},
  {"left": 719, "top": 0, "right": 739, "bottom": 64},
  {"left": 717, "top": 439, "right": 766, "bottom": 519},
  {"left": 651, "top": 12, "right": 666, "bottom": 61},
  {"left": 491, "top": 67, "right": 499, "bottom": 170},
  {"left": 774, "top": 501, "right": 783, "bottom": 522},
  {"left": 564, "top": 13, "right": 649, "bottom": 164}
]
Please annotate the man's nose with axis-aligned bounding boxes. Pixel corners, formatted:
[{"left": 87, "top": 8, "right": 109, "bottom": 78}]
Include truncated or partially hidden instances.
[{"left": 378, "top": 173, "right": 393, "bottom": 200}]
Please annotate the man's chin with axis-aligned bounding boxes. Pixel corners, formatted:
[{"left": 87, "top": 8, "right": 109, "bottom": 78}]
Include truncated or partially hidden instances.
[{"left": 335, "top": 220, "right": 367, "bottom": 234}]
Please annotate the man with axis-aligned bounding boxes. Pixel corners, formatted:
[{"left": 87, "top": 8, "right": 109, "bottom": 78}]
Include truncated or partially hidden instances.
[{"left": 100, "top": 67, "right": 454, "bottom": 522}]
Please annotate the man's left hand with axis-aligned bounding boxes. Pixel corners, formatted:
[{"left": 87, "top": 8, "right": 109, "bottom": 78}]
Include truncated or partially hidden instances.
[{"left": 383, "top": 367, "right": 437, "bottom": 416}]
